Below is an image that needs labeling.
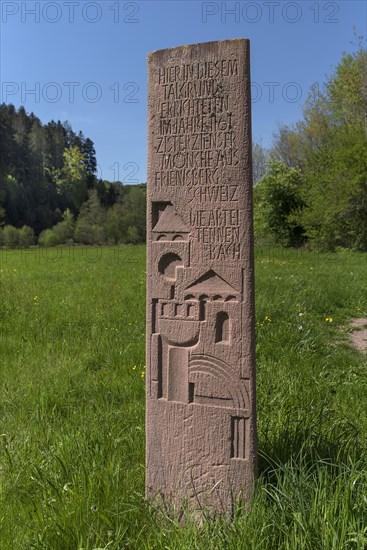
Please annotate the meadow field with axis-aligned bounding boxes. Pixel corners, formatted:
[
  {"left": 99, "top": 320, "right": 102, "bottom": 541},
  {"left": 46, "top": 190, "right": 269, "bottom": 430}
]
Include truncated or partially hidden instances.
[{"left": 0, "top": 245, "right": 366, "bottom": 549}]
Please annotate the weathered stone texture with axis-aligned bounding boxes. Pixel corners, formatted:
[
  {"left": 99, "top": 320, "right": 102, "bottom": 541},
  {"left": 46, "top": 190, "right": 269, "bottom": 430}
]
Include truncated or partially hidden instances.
[{"left": 146, "top": 39, "right": 257, "bottom": 514}]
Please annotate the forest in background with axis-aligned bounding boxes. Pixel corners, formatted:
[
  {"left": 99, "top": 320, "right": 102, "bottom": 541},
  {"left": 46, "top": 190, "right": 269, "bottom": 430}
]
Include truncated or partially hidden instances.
[
  {"left": 0, "top": 104, "right": 146, "bottom": 246},
  {"left": 0, "top": 43, "right": 366, "bottom": 251},
  {"left": 254, "top": 42, "right": 367, "bottom": 251}
]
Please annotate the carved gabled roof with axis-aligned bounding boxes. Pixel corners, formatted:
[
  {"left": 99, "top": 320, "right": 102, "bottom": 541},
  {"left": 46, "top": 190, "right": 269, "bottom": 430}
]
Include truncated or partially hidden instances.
[
  {"left": 185, "top": 270, "right": 238, "bottom": 295},
  {"left": 153, "top": 204, "right": 190, "bottom": 233}
]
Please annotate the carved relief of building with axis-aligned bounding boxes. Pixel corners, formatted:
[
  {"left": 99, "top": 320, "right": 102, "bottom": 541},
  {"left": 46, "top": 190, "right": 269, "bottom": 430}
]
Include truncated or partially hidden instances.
[{"left": 146, "top": 40, "right": 257, "bottom": 514}]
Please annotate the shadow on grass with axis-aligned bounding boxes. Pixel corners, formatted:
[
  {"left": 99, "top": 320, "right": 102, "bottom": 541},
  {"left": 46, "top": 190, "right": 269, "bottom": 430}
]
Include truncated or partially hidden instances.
[{"left": 258, "top": 407, "right": 363, "bottom": 480}]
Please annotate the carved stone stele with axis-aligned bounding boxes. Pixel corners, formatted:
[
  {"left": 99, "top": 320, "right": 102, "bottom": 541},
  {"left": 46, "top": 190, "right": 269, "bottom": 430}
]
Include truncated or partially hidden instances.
[{"left": 146, "top": 39, "right": 257, "bottom": 515}]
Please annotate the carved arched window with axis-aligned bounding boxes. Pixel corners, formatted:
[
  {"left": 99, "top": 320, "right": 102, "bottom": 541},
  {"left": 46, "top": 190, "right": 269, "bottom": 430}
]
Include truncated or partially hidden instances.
[
  {"left": 199, "top": 294, "right": 208, "bottom": 321},
  {"left": 215, "top": 312, "right": 230, "bottom": 343}
]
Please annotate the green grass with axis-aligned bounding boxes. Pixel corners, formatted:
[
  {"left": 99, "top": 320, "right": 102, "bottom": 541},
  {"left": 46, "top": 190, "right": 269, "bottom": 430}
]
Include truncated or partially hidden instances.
[{"left": 0, "top": 245, "right": 366, "bottom": 549}]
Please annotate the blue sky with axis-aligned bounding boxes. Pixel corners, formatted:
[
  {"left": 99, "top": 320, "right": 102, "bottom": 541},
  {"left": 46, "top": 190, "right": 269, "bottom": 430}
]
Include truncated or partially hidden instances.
[{"left": 1, "top": 0, "right": 365, "bottom": 183}]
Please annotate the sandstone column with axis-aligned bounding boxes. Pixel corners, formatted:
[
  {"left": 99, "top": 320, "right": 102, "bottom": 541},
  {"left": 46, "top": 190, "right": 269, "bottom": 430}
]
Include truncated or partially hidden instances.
[{"left": 146, "top": 39, "right": 257, "bottom": 514}]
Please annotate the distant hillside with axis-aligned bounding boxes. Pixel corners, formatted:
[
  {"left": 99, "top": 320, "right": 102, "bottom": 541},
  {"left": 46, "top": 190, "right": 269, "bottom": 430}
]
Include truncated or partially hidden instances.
[{"left": 0, "top": 104, "right": 146, "bottom": 246}]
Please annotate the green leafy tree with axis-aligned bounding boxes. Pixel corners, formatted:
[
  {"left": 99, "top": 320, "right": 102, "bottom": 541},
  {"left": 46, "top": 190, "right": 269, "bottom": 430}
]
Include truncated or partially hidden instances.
[
  {"left": 38, "top": 228, "right": 60, "bottom": 247},
  {"left": 18, "top": 226, "right": 35, "bottom": 247},
  {"left": 126, "top": 225, "right": 139, "bottom": 244},
  {"left": 252, "top": 140, "right": 269, "bottom": 183},
  {"left": 0, "top": 105, "right": 102, "bottom": 235},
  {"left": 105, "top": 185, "right": 146, "bottom": 244},
  {"left": 267, "top": 44, "right": 367, "bottom": 250},
  {"left": 74, "top": 189, "right": 106, "bottom": 244},
  {"left": 2, "top": 225, "right": 20, "bottom": 248},
  {"left": 299, "top": 47, "right": 367, "bottom": 250},
  {"left": 50, "top": 209, "right": 76, "bottom": 244},
  {"left": 254, "top": 161, "right": 305, "bottom": 246},
  {"left": 106, "top": 202, "right": 125, "bottom": 244},
  {"left": 122, "top": 185, "right": 146, "bottom": 242},
  {"left": 57, "top": 146, "right": 88, "bottom": 213},
  {"left": 271, "top": 124, "right": 304, "bottom": 168}
]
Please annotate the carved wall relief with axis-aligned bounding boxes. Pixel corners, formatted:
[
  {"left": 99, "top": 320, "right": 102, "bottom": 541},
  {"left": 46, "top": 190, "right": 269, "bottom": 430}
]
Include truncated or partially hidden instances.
[{"left": 146, "top": 39, "right": 256, "bottom": 514}]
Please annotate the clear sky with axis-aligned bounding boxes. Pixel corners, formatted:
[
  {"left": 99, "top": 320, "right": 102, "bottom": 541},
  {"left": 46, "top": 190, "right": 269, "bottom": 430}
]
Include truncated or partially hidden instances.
[{"left": 0, "top": 0, "right": 365, "bottom": 184}]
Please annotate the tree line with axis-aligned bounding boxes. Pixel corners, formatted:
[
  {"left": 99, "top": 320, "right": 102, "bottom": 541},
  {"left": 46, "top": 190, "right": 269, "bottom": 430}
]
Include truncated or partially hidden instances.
[
  {"left": 1, "top": 43, "right": 366, "bottom": 251},
  {"left": 0, "top": 104, "right": 146, "bottom": 247},
  {"left": 254, "top": 42, "right": 367, "bottom": 251}
]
